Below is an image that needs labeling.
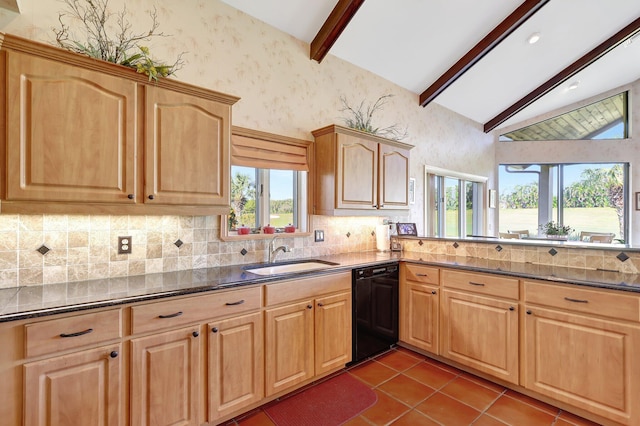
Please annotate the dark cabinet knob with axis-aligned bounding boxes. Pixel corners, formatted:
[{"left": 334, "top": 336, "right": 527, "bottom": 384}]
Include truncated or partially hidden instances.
[
  {"left": 431, "top": 290, "right": 437, "bottom": 295},
  {"left": 379, "top": 204, "right": 384, "bottom": 208},
  {"left": 192, "top": 331, "right": 199, "bottom": 338},
  {"left": 317, "top": 302, "right": 324, "bottom": 307},
  {"left": 307, "top": 304, "right": 313, "bottom": 309},
  {"left": 509, "top": 306, "right": 515, "bottom": 311},
  {"left": 127, "top": 194, "right": 134, "bottom": 199},
  {"left": 110, "top": 351, "right": 118, "bottom": 358},
  {"left": 526, "top": 310, "right": 532, "bottom": 315},
  {"left": 372, "top": 205, "right": 378, "bottom": 208},
  {"left": 211, "top": 327, "right": 218, "bottom": 333},
  {"left": 148, "top": 194, "right": 155, "bottom": 200}
]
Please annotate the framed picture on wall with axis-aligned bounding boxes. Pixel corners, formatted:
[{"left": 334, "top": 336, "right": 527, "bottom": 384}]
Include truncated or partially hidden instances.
[{"left": 396, "top": 223, "right": 417, "bottom": 236}]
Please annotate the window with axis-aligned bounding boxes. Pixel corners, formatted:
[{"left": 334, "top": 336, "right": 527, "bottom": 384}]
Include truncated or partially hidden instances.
[
  {"left": 222, "top": 127, "right": 311, "bottom": 239},
  {"left": 499, "top": 92, "right": 628, "bottom": 141},
  {"left": 425, "top": 166, "right": 486, "bottom": 238},
  {"left": 498, "top": 163, "right": 628, "bottom": 242}
]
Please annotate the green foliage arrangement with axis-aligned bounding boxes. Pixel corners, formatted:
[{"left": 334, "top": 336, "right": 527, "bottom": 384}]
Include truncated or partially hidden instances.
[
  {"left": 539, "top": 221, "right": 573, "bottom": 236},
  {"left": 339, "top": 94, "right": 408, "bottom": 141},
  {"left": 53, "top": 0, "right": 185, "bottom": 81}
]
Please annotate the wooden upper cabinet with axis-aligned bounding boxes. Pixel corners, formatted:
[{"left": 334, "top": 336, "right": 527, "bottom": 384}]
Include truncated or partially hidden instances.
[
  {"left": 5, "top": 51, "right": 137, "bottom": 204},
  {"left": 145, "top": 86, "right": 230, "bottom": 206},
  {"left": 312, "top": 125, "right": 413, "bottom": 216},
  {"left": 0, "top": 33, "right": 238, "bottom": 214}
]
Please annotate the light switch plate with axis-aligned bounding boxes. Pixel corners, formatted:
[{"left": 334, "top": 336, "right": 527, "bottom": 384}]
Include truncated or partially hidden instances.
[{"left": 314, "top": 230, "right": 325, "bottom": 242}]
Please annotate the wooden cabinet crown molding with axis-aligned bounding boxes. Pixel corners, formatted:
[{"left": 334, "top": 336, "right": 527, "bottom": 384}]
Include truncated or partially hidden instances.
[
  {"left": 0, "top": 32, "right": 239, "bottom": 104},
  {"left": 311, "top": 124, "right": 413, "bottom": 151}
]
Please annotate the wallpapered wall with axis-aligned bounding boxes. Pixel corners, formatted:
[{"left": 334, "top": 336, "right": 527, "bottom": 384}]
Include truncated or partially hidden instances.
[{"left": 0, "top": 0, "right": 494, "bottom": 288}]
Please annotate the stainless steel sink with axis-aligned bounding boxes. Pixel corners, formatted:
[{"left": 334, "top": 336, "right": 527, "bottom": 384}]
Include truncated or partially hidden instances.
[{"left": 244, "top": 260, "right": 339, "bottom": 276}]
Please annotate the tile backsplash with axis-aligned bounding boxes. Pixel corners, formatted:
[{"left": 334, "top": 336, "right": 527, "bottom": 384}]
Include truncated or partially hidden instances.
[{"left": 0, "top": 214, "right": 380, "bottom": 289}]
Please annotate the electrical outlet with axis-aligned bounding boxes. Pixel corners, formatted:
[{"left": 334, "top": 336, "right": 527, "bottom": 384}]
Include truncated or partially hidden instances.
[
  {"left": 118, "top": 236, "right": 132, "bottom": 254},
  {"left": 314, "top": 230, "right": 325, "bottom": 242}
]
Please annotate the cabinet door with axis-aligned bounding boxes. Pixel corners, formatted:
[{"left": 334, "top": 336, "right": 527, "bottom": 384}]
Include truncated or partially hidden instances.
[
  {"left": 400, "top": 281, "right": 439, "bottom": 354},
  {"left": 145, "top": 86, "right": 230, "bottom": 206},
  {"left": 315, "top": 292, "right": 352, "bottom": 375},
  {"left": 265, "top": 300, "right": 314, "bottom": 396},
  {"left": 23, "top": 344, "right": 122, "bottom": 426},
  {"left": 130, "top": 326, "right": 201, "bottom": 426},
  {"left": 441, "top": 290, "right": 519, "bottom": 384},
  {"left": 524, "top": 306, "right": 640, "bottom": 426},
  {"left": 379, "top": 143, "right": 410, "bottom": 209},
  {"left": 208, "top": 312, "right": 263, "bottom": 422},
  {"left": 6, "top": 51, "right": 137, "bottom": 203},
  {"left": 336, "top": 134, "right": 378, "bottom": 209}
]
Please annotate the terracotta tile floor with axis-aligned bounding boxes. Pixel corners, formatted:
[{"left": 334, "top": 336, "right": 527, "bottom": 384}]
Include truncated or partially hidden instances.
[{"left": 227, "top": 347, "right": 601, "bottom": 426}]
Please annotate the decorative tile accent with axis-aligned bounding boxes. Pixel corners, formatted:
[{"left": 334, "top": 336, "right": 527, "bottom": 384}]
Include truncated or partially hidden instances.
[
  {"left": 495, "top": 245, "right": 502, "bottom": 252},
  {"left": 548, "top": 248, "right": 558, "bottom": 256},
  {"left": 453, "top": 242, "right": 459, "bottom": 248},
  {"left": 240, "top": 248, "right": 248, "bottom": 256},
  {"left": 174, "top": 239, "right": 183, "bottom": 248},
  {"left": 346, "top": 232, "right": 351, "bottom": 238},
  {"left": 617, "top": 252, "right": 629, "bottom": 262},
  {"left": 418, "top": 240, "right": 423, "bottom": 246},
  {"left": 36, "top": 245, "right": 50, "bottom": 255}
]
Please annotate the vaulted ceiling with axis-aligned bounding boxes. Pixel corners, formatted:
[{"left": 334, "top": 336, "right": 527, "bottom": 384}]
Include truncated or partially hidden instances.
[{"left": 220, "top": 0, "right": 640, "bottom": 133}]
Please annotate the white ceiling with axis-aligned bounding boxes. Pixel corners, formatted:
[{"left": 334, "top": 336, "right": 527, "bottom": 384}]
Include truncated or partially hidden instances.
[{"left": 221, "top": 0, "right": 640, "bottom": 131}]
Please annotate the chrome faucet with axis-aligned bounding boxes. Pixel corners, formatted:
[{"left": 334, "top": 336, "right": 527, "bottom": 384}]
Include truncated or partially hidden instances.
[{"left": 269, "top": 236, "right": 291, "bottom": 263}]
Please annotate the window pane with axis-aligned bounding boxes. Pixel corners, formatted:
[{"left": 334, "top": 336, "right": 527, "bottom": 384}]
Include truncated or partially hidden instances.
[
  {"left": 444, "top": 178, "right": 459, "bottom": 237},
  {"left": 498, "top": 165, "right": 541, "bottom": 236},
  {"left": 230, "top": 166, "right": 257, "bottom": 229},
  {"left": 465, "top": 182, "right": 474, "bottom": 236},
  {"left": 269, "top": 170, "right": 295, "bottom": 227},
  {"left": 561, "top": 164, "right": 624, "bottom": 240}
]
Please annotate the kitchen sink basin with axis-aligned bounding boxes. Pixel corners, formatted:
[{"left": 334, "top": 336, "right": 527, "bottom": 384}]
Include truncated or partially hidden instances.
[{"left": 244, "top": 260, "right": 339, "bottom": 276}]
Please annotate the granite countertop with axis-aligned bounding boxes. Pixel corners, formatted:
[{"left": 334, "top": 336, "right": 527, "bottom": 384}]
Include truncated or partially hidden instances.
[{"left": 1, "top": 250, "right": 639, "bottom": 322}]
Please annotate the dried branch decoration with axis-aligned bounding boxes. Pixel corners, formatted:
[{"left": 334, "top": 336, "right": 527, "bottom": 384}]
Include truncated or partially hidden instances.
[
  {"left": 339, "top": 94, "right": 408, "bottom": 141},
  {"left": 53, "top": 0, "right": 185, "bottom": 81}
]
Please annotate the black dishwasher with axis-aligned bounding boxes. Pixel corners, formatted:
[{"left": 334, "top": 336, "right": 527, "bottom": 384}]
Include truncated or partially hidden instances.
[{"left": 352, "top": 263, "right": 399, "bottom": 363}]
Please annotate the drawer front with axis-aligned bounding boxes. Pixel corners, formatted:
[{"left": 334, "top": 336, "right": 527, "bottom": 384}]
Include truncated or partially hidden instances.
[
  {"left": 25, "top": 309, "right": 122, "bottom": 358},
  {"left": 442, "top": 269, "right": 519, "bottom": 300},
  {"left": 131, "top": 286, "right": 262, "bottom": 334},
  {"left": 403, "top": 263, "right": 439, "bottom": 285},
  {"left": 524, "top": 280, "right": 640, "bottom": 322},
  {"left": 264, "top": 272, "right": 351, "bottom": 306}
]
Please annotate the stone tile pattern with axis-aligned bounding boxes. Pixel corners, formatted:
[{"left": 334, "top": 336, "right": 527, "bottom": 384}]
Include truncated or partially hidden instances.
[
  {"left": 0, "top": 214, "right": 378, "bottom": 289},
  {"left": 400, "top": 238, "right": 640, "bottom": 274}
]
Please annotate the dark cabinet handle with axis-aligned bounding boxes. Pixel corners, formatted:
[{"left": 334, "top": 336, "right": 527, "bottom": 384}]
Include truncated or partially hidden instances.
[
  {"left": 307, "top": 305, "right": 313, "bottom": 309},
  {"left": 372, "top": 205, "right": 377, "bottom": 208},
  {"left": 211, "top": 327, "right": 218, "bottom": 333},
  {"left": 379, "top": 204, "right": 384, "bottom": 208},
  {"left": 127, "top": 194, "right": 134, "bottom": 199},
  {"left": 469, "top": 281, "right": 485, "bottom": 287},
  {"left": 158, "top": 311, "right": 183, "bottom": 319},
  {"left": 317, "top": 302, "right": 325, "bottom": 307},
  {"left": 416, "top": 273, "right": 428, "bottom": 277},
  {"left": 225, "top": 300, "right": 245, "bottom": 306},
  {"left": 148, "top": 194, "right": 155, "bottom": 200},
  {"left": 192, "top": 331, "right": 199, "bottom": 338},
  {"left": 509, "top": 306, "right": 515, "bottom": 311},
  {"left": 60, "top": 328, "right": 94, "bottom": 338},
  {"left": 526, "top": 310, "right": 532, "bottom": 315},
  {"left": 431, "top": 290, "right": 437, "bottom": 295},
  {"left": 110, "top": 351, "right": 118, "bottom": 358},
  {"left": 564, "top": 297, "right": 589, "bottom": 304}
]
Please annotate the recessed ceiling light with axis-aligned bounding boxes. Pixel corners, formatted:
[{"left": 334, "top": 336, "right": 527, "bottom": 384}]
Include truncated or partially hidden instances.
[
  {"left": 568, "top": 81, "right": 580, "bottom": 90},
  {"left": 527, "top": 32, "right": 541, "bottom": 44}
]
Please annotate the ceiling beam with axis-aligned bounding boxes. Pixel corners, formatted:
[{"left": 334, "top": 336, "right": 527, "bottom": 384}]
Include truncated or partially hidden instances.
[
  {"left": 484, "top": 16, "right": 640, "bottom": 133},
  {"left": 419, "top": 0, "right": 549, "bottom": 108},
  {"left": 310, "top": 0, "right": 365, "bottom": 63}
]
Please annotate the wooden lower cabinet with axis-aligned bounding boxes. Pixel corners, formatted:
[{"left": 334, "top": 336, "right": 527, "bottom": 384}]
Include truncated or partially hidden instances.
[
  {"left": 441, "top": 289, "right": 519, "bottom": 384},
  {"left": 400, "top": 281, "right": 439, "bottom": 354},
  {"left": 23, "top": 344, "right": 122, "bottom": 426},
  {"left": 208, "top": 312, "right": 264, "bottom": 423},
  {"left": 130, "top": 326, "right": 201, "bottom": 426},
  {"left": 524, "top": 306, "right": 640, "bottom": 425},
  {"left": 315, "top": 291, "right": 352, "bottom": 375},
  {"left": 265, "top": 300, "right": 315, "bottom": 396}
]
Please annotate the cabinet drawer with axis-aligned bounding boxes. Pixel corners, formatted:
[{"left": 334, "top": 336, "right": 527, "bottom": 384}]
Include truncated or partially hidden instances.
[
  {"left": 25, "top": 309, "right": 122, "bottom": 358},
  {"left": 131, "top": 286, "right": 262, "bottom": 334},
  {"left": 442, "top": 269, "right": 519, "bottom": 300},
  {"left": 524, "top": 280, "right": 640, "bottom": 322},
  {"left": 265, "top": 272, "right": 351, "bottom": 306},
  {"left": 403, "top": 263, "right": 439, "bottom": 285}
]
